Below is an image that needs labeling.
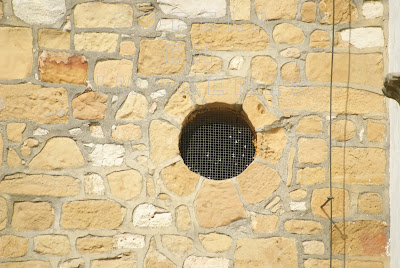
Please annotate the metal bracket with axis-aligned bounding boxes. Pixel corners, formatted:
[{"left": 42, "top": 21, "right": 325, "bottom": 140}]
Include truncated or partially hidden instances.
[{"left": 382, "top": 72, "right": 400, "bottom": 105}]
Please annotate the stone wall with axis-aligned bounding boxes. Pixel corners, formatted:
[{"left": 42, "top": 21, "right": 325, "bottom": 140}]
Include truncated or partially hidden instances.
[{"left": 0, "top": 0, "right": 390, "bottom": 267}]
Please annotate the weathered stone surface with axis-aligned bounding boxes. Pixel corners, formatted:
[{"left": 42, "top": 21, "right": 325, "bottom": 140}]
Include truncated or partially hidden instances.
[
  {"left": 0, "top": 133, "right": 2, "bottom": 173},
  {"left": 235, "top": 237, "right": 298, "bottom": 267},
  {"left": 74, "top": 2, "right": 133, "bottom": 28},
  {"left": 165, "top": 83, "right": 195, "bottom": 124},
  {"left": 94, "top": 59, "right": 133, "bottom": 88},
  {"left": 7, "top": 149, "right": 22, "bottom": 168},
  {"left": 113, "top": 233, "right": 145, "bottom": 249},
  {"left": 0, "top": 2, "right": 3, "bottom": 19},
  {"left": 230, "top": 0, "right": 250, "bottom": 20},
  {"left": 347, "top": 261, "right": 383, "bottom": 268},
  {"left": 133, "top": 204, "right": 172, "bottom": 228},
  {"left": 107, "top": 170, "right": 142, "bottom": 200},
  {"left": 243, "top": 94, "right": 278, "bottom": 128},
  {"left": 332, "top": 147, "right": 385, "bottom": 184},
  {"left": 162, "top": 235, "right": 193, "bottom": 253},
  {"left": 340, "top": 28, "right": 384, "bottom": 49},
  {"left": 298, "top": 138, "right": 327, "bottom": 164},
  {"left": 362, "top": 2, "right": 383, "bottom": 19},
  {"left": 280, "top": 47, "right": 301, "bottom": 58},
  {"left": 157, "top": 0, "right": 226, "bottom": 18},
  {"left": 138, "top": 40, "right": 186, "bottom": 75},
  {"left": 255, "top": 0, "right": 297, "bottom": 20},
  {"left": 290, "top": 201, "right": 307, "bottom": 211},
  {"left": 0, "top": 197, "right": 7, "bottom": 230},
  {"left": 75, "top": 32, "right": 118, "bottom": 53},
  {"left": 161, "top": 161, "right": 199, "bottom": 196},
  {"left": 60, "top": 259, "right": 85, "bottom": 268},
  {"left": 0, "top": 261, "right": 51, "bottom": 268},
  {"left": 72, "top": 92, "right": 108, "bottom": 120},
  {"left": 301, "top": 1, "right": 316, "bottom": 22},
  {"left": 84, "top": 174, "right": 105, "bottom": 195},
  {"left": 251, "top": 214, "right": 279, "bottom": 233},
  {"left": 199, "top": 233, "right": 232, "bottom": 253},
  {"left": 306, "top": 53, "right": 383, "bottom": 87},
  {"left": 176, "top": 205, "right": 191, "bottom": 231},
  {"left": 13, "top": 0, "right": 65, "bottom": 25},
  {"left": 297, "top": 116, "right": 322, "bottom": 134},
  {"left": 6, "top": 123, "right": 25, "bottom": 143},
  {"left": 229, "top": 56, "right": 244, "bottom": 70},
  {"left": 88, "top": 144, "right": 125, "bottom": 167},
  {"left": 319, "top": 0, "right": 358, "bottom": 24},
  {"left": 92, "top": 254, "right": 137, "bottom": 268},
  {"left": 251, "top": 56, "right": 277, "bottom": 85},
  {"left": 184, "top": 256, "right": 229, "bottom": 268},
  {"left": 290, "top": 189, "right": 307, "bottom": 200},
  {"left": 0, "top": 174, "right": 79, "bottom": 197},
  {"left": 145, "top": 238, "right": 175, "bottom": 268},
  {"left": 195, "top": 180, "right": 246, "bottom": 228},
  {"left": 61, "top": 200, "right": 124, "bottom": 230},
  {"left": 311, "top": 188, "right": 349, "bottom": 219},
  {"left": 111, "top": 124, "right": 142, "bottom": 142},
  {"left": 256, "top": 128, "right": 287, "bottom": 164},
  {"left": 191, "top": 24, "right": 268, "bottom": 51},
  {"left": 29, "top": 137, "right": 84, "bottom": 170},
  {"left": 284, "top": 220, "right": 323, "bottom": 234},
  {"left": 0, "top": 27, "right": 32, "bottom": 80},
  {"left": 368, "top": 121, "right": 385, "bottom": 143},
  {"left": 281, "top": 62, "right": 300, "bottom": 83},
  {"left": 273, "top": 23, "right": 304, "bottom": 44},
  {"left": 191, "top": 56, "right": 222, "bottom": 74},
  {"left": 12, "top": 202, "right": 54, "bottom": 231},
  {"left": 21, "top": 138, "right": 39, "bottom": 156},
  {"left": 156, "top": 19, "right": 187, "bottom": 32},
  {"left": 237, "top": 162, "right": 281, "bottom": 204},
  {"left": 150, "top": 120, "right": 180, "bottom": 165},
  {"left": 0, "top": 235, "right": 28, "bottom": 258},
  {"left": 297, "top": 167, "right": 325, "bottom": 185},
  {"left": 358, "top": 193, "right": 382, "bottom": 214},
  {"left": 303, "top": 241, "right": 325, "bottom": 255},
  {"left": 116, "top": 93, "right": 148, "bottom": 120},
  {"left": 332, "top": 220, "right": 387, "bottom": 255},
  {"left": 332, "top": 120, "right": 356, "bottom": 141},
  {"left": 77, "top": 236, "right": 113, "bottom": 253},
  {"left": 196, "top": 78, "right": 243, "bottom": 104},
  {"left": 310, "top": 30, "right": 330, "bottom": 47},
  {"left": 38, "top": 29, "right": 70, "bottom": 50},
  {"left": 34, "top": 235, "right": 70, "bottom": 255},
  {"left": 137, "top": 12, "right": 156, "bottom": 29},
  {"left": 120, "top": 41, "right": 136, "bottom": 56},
  {"left": 304, "top": 259, "right": 342, "bottom": 268}
]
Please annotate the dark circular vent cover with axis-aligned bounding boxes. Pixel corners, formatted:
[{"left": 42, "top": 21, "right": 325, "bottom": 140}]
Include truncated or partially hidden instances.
[{"left": 179, "top": 109, "right": 256, "bottom": 180}]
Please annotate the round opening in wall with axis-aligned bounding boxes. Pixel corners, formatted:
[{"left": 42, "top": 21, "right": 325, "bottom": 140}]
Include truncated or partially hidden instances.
[{"left": 179, "top": 107, "right": 256, "bottom": 180}]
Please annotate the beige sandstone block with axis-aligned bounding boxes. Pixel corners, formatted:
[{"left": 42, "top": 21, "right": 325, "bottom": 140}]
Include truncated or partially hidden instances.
[
  {"left": 76, "top": 236, "right": 114, "bottom": 254},
  {"left": 368, "top": 121, "right": 386, "bottom": 143},
  {"left": 237, "top": 162, "right": 281, "bottom": 204},
  {"left": 34, "top": 235, "right": 70, "bottom": 255},
  {"left": 310, "top": 30, "right": 330, "bottom": 47},
  {"left": 0, "top": 174, "right": 79, "bottom": 197},
  {"left": 7, "top": 123, "right": 26, "bottom": 142},
  {"left": 72, "top": 92, "right": 108, "bottom": 120},
  {"left": 191, "top": 55, "right": 222, "bottom": 74},
  {"left": 161, "top": 161, "right": 200, "bottom": 196},
  {"left": 0, "top": 262, "right": 50, "bottom": 268},
  {"left": 280, "top": 47, "right": 301, "bottom": 58},
  {"left": 284, "top": 220, "right": 323, "bottom": 234},
  {"left": 304, "top": 259, "right": 343, "bottom": 268},
  {"left": 251, "top": 214, "right": 279, "bottom": 233},
  {"left": 297, "top": 116, "right": 322, "bottom": 134},
  {"left": 38, "top": 29, "right": 70, "bottom": 50},
  {"left": 273, "top": 23, "right": 304, "bottom": 44},
  {"left": 347, "top": 261, "right": 383, "bottom": 268},
  {"left": 0, "top": 27, "right": 33, "bottom": 80},
  {"left": 191, "top": 24, "right": 269, "bottom": 51},
  {"left": 0, "top": 84, "right": 68, "bottom": 123},
  {"left": 303, "top": 241, "right": 325, "bottom": 255},
  {"left": 301, "top": 2, "right": 317, "bottom": 22},
  {"left": 255, "top": 0, "right": 297, "bottom": 20},
  {"left": 358, "top": 193, "right": 382, "bottom": 214},
  {"left": 7, "top": 149, "right": 22, "bottom": 168},
  {"left": 138, "top": 12, "right": 156, "bottom": 29},
  {"left": 290, "top": 189, "right": 307, "bottom": 200},
  {"left": 162, "top": 235, "right": 193, "bottom": 254},
  {"left": 75, "top": 32, "right": 118, "bottom": 53},
  {"left": 61, "top": 200, "right": 124, "bottom": 230},
  {"left": 298, "top": 138, "right": 328, "bottom": 164},
  {"left": 147, "top": 179, "right": 155, "bottom": 197},
  {"left": 94, "top": 59, "right": 133, "bottom": 88},
  {"left": 0, "top": 197, "right": 7, "bottom": 230},
  {"left": 230, "top": 0, "right": 250, "bottom": 20},
  {"left": 251, "top": 56, "right": 277, "bottom": 85},
  {"left": 0, "top": 2, "right": 2, "bottom": 19},
  {"left": 256, "top": 128, "right": 287, "bottom": 164},
  {"left": 331, "top": 120, "right": 356, "bottom": 141},
  {"left": 319, "top": 0, "right": 358, "bottom": 24},
  {"left": 164, "top": 83, "right": 195, "bottom": 124},
  {"left": 311, "top": 188, "right": 349, "bottom": 219},
  {"left": 297, "top": 167, "right": 325, "bottom": 185},
  {"left": 150, "top": 120, "right": 180, "bottom": 165},
  {"left": 196, "top": 78, "right": 243, "bottom": 104},
  {"left": 195, "top": 180, "right": 246, "bottom": 228},
  {"left": 0, "top": 235, "right": 28, "bottom": 258},
  {"left": 281, "top": 62, "right": 300, "bottom": 83},
  {"left": 39, "top": 51, "right": 88, "bottom": 85},
  {"left": 243, "top": 94, "right": 278, "bottom": 128},
  {"left": 112, "top": 124, "right": 142, "bottom": 141},
  {"left": 120, "top": 41, "right": 136, "bottom": 56},
  {"left": 21, "top": 138, "right": 39, "bottom": 156},
  {"left": 138, "top": 40, "right": 186, "bottom": 75},
  {"left": 199, "top": 233, "right": 232, "bottom": 253},
  {"left": 12, "top": 202, "right": 54, "bottom": 231},
  {"left": 176, "top": 205, "right": 191, "bottom": 231},
  {"left": 29, "top": 137, "right": 84, "bottom": 170},
  {"left": 145, "top": 238, "right": 175, "bottom": 268},
  {"left": 92, "top": 254, "right": 137, "bottom": 268},
  {"left": 116, "top": 93, "right": 148, "bottom": 120},
  {"left": 107, "top": 170, "right": 142, "bottom": 200}
]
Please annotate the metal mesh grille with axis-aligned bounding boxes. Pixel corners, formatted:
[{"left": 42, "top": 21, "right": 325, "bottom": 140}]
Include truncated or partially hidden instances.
[{"left": 179, "top": 109, "right": 256, "bottom": 180}]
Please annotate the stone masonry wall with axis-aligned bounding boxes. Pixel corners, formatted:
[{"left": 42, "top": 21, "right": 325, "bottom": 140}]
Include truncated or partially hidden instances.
[{"left": 0, "top": 0, "right": 390, "bottom": 267}]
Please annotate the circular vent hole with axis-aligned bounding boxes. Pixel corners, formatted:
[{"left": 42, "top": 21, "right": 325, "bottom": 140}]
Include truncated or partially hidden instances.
[{"left": 179, "top": 108, "right": 256, "bottom": 180}]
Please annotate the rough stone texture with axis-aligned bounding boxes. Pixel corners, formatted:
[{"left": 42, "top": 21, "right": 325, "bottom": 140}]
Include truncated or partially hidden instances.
[
  {"left": 301, "top": 2, "right": 316, "bottom": 22},
  {"left": 21, "top": 138, "right": 39, "bottom": 156},
  {"left": 298, "top": 138, "right": 328, "bottom": 164},
  {"left": 332, "top": 221, "right": 387, "bottom": 256},
  {"left": 363, "top": 2, "right": 383, "bottom": 19},
  {"left": 183, "top": 256, "right": 229, "bottom": 268},
  {"left": 12, "top": 202, "right": 54, "bottom": 231},
  {"left": 306, "top": 53, "right": 383, "bottom": 87},
  {"left": 116, "top": 93, "right": 148, "bottom": 120},
  {"left": 251, "top": 214, "right": 279, "bottom": 233},
  {"left": 273, "top": 23, "right": 304, "bottom": 44},
  {"left": 195, "top": 180, "right": 246, "bottom": 228},
  {"left": 92, "top": 254, "right": 137, "bottom": 268},
  {"left": 0, "top": 174, "right": 79, "bottom": 197},
  {"left": 199, "top": 233, "right": 232, "bottom": 253},
  {"left": 164, "top": 83, "right": 195, "bottom": 124},
  {"left": 7, "top": 149, "right": 22, "bottom": 168},
  {"left": 196, "top": 78, "right": 243, "bottom": 104},
  {"left": 281, "top": 62, "right": 300, "bottom": 83},
  {"left": 251, "top": 56, "right": 277, "bottom": 85},
  {"left": 114, "top": 233, "right": 145, "bottom": 249},
  {"left": 162, "top": 235, "right": 193, "bottom": 253},
  {"left": 29, "top": 137, "right": 84, "bottom": 170},
  {"left": 297, "top": 116, "right": 322, "bottom": 134},
  {"left": 340, "top": 28, "right": 384, "bottom": 49},
  {"left": 34, "top": 235, "right": 70, "bottom": 255},
  {"left": 319, "top": 0, "right": 358, "bottom": 24},
  {"left": 156, "top": 19, "right": 187, "bottom": 32},
  {"left": 310, "top": 30, "right": 330, "bottom": 47},
  {"left": 311, "top": 188, "right": 350, "bottom": 219},
  {"left": 368, "top": 121, "right": 386, "bottom": 143},
  {"left": 77, "top": 236, "right": 113, "bottom": 253},
  {"left": 94, "top": 59, "right": 133, "bottom": 88},
  {"left": 112, "top": 124, "right": 142, "bottom": 141},
  {"left": 120, "top": 41, "right": 136, "bottom": 56},
  {"left": 332, "top": 120, "right": 356, "bottom": 141},
  {"left": 107, "top": 170, "right": 142, "bottom": 200},
  {"left": 256, "top": 128, "right": 287, "bottom": 164},
  {"left": 191, "top": 24, "right": 269, "bottom": 51},
  {"left": 235, "top": 237, "right": 298, "bottom": 267},
  {"left": 332, "top": 147, "right": 385, "bottom": 185},
  {"left": 0, "top": 261, "right": 51, "bottom": 268},
  {"left": 0, "top": 235, "right": 28, "bottom": 258},
  {"left": 145, "top": 238, "right": 175, "bottom": 268},
  {"left": 358, "top": 193, "right": 382, "bottom": 214},
  {"left": 38, "top": 29, "right": 70, "bottom": 50},
  {"left": 72, "top": 92, "right": 108, "bottom": 120},
  {"left": 75, "top": 32, "right": 118, "bottom": 53},
  {"left": 84, "top": 174, "right": 105, "bottom": 195},
  {"left": 280, "top": 47, "right": 301, "bottom": 58},
  {"left": 61, "top": 200, "right": 124, "bottom": 230},
  {"left": 347, "top": 261, "right": 383, "bottom": 268},
  {"left": 284, "top": 220, "right": 323, "bottom": 234},
  {"left": 13, "top": 0, "right": 65, "bottom": 25},
  {"left": 303, "top": 241, "right": 325, "bottom": 255},
  {"left": 243, "top": 94, "right": 278, "bottom": 128},
  {"left": 138, "top": 40, "right": 186, "bottom": 75},
  {"left": 157, "top": 0, "right": 226, "bottom": 18},
  {"left": 304, "top": 259, "right": 342, "bottom": 268},
  {"left": 237, "top": 162, "right": 281, "bottom": 204},
  {"left": 255, "top": 0, "right": 297, "bottom": 20},
  {"left": 161, "top": 161, "right": 200, "bottom": 196},
  {"left": 7, "top": 123, "right": 26, "bottom": 143},
  {"left": 297, "top": 167, "right": 325, "bottom": 185},
  {"left": 0, "top": 2, "right": 2, "bottom": 19},
  {"left": 191, "top": 56, "right": 222, "bottom": 74},
  {"left": 150, "top": 120, "right": 179, "bottom": 165},
  {"left": 290, "top": 189, "right": 307, "bottom": 200},
  {"left": 176, "top": 205, "right": 191, "bottom": 231},
  {"left": 74, "top": 2, "right": 133, "bottom": 28},
  {"left": 133, "top": 204, "right": 172, "bottom": 228},
  {"left": 88, "top": 144, "right": 125, "bottom": 166},
  {"left": 0, "top": 197, "right": 7, "bottom": 230}
]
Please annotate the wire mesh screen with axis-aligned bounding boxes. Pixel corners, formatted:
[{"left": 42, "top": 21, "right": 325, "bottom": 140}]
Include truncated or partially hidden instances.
[{"left": 179, "top": 109, "right": 256, "bottom": 180}]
